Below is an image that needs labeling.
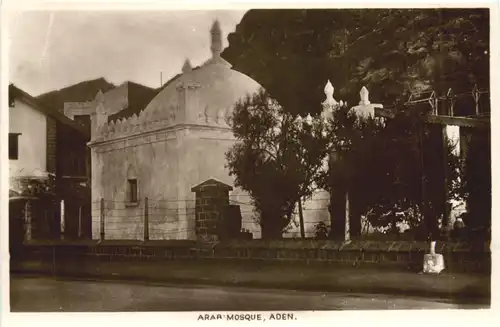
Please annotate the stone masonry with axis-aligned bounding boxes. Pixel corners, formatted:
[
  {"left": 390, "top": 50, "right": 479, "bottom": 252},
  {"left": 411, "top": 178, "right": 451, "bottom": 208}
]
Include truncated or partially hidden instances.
[{"left": 192, "top": 179, "right": 233, "bottom": 242}]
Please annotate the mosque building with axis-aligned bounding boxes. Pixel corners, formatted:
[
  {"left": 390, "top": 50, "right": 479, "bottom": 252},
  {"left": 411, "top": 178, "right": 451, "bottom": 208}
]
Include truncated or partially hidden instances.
[{"left": 84, "top": 20, "right": 329, "bottom": 240}]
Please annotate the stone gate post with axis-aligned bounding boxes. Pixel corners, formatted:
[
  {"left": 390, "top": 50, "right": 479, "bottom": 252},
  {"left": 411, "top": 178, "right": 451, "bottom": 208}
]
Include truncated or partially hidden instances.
[{"left": 191, "top": 179, "right": 233, "bottom": 242}]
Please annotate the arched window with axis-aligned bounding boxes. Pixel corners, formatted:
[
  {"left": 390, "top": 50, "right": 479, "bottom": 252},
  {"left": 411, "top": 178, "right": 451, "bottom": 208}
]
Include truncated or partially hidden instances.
[{"left": 126, "top": 165, "right": 138, "bottom": 204}]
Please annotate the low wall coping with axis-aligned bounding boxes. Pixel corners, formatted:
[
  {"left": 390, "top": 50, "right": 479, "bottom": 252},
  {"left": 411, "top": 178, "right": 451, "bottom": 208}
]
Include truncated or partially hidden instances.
[
  {"left": 212, "top": 240, "right": 491, "bottom": 253},
  {"left": 20, "top": 239, "right": 491, "bottom": 253}
]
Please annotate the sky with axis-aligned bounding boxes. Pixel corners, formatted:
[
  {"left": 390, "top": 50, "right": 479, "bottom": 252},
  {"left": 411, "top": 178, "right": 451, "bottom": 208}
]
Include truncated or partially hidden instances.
[
  {"left": 6, "top": 8, "right": 465, "bottom": 144},
  {"left": 8, "top": 10, "right": 247, "bottom": 96}
]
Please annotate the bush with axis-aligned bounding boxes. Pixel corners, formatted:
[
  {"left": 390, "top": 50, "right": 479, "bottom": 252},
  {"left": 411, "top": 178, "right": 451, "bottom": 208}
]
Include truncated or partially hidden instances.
[{"left": 314, "top": 221, "right": 330, "bottom": 240}]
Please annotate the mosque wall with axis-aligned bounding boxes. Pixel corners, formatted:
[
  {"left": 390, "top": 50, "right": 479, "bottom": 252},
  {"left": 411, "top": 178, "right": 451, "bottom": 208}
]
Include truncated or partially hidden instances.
[
  {"left": 177, "top": 126, "right": 329, "bottom": 240},
  {"left": 88, "top": 19, "right": 333, "bottom": 241},
  {"left": 90, "top": 120, "right": 331, "bottom": 240},
  {"left": 91, "top": 127, "right": 188, "bottom": 240},
  {"left": 179, "top": 126, "right": 262, "bottom": 238}
]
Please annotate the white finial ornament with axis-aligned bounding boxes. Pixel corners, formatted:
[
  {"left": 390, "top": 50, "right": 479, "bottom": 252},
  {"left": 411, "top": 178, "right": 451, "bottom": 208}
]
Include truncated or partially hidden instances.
[
  {"left": 305, "top": 113, "right": 313, "bottom": 126},
  {"left": 351, "top": 86, "right": 383, "bottom": 119},
  {"left": 210, "top": 19, "right": 223, "bottom": 58},
  {"left": 359, "top": 86, "right": 371, "bottom": 105},
  {"left": 322, "top": 80, "right": 338, "bottom": 108},
  {"left": 325, "top": 80, "right": 334, "bottom": 96},
  {"left": 182, "top": 58, "right": 192, "bottom": 73},
  {"left": 95, "top": 90, "right": 105, "bottom": 102}
]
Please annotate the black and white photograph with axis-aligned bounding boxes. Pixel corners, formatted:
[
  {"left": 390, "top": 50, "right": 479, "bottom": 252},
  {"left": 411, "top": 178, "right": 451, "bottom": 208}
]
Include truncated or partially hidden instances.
[{"left": 1, "top": 0, "right": 496, "bottom": 322}]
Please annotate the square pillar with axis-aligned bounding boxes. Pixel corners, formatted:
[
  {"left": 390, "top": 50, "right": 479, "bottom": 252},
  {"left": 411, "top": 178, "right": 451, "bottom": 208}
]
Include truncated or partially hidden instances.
[{"left": 191, "top": 179, "right": 233, "bottom": 243}]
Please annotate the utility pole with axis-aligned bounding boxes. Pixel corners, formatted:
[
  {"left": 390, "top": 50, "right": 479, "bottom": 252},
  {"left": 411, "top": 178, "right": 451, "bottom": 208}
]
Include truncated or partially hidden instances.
[
  {"left": 144, "top": 197, "right": 149, "bottom": 241},
  {"left": 100, "top": 198, "right": 105, "bottom": 241}
]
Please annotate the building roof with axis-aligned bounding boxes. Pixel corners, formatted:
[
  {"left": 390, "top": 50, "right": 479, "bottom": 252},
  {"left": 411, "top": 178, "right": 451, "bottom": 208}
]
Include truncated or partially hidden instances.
[
  {"left": 9, "top": 84, "right": 90, "bottom": 139},
  {"left": 106, "top": 68, "right": 205, "bottom": 123},
  {"left": 107, "top": 20, "right": 261, "bottom": 125},
  {"left": 105, "top": 66, "right": 208, "bottom": 123},
  {"left": 158, "top": 65, "right": 202, "bottom": 91},
  {"left": 191, "top": 178, "right": 233, "bottom": 192},
  {"left": 106, "top": 81, "right": 159, "bottom": 123},
  {"left": 36, "top": 77, "right": 116, "bottom": 112},
  {"left": 141, "top": 57, "right": 261, "bottom": 124},
  {"left": 140, "top": 20, "right": 261, "bottom": 126}
]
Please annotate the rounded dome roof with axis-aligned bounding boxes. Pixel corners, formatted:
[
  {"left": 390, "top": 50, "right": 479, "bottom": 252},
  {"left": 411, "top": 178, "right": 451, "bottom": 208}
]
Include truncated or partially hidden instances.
[
  {"left": 142, "top": 20, "right": 261, "bottom": 125},
  {"left": 143, "top": 58, "right": 262, "bottom": 123}
]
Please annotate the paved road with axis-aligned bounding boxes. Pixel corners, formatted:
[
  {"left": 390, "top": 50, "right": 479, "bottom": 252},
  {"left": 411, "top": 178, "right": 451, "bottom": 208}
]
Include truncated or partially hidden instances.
[{"left": 9, "top": 276, "right": 484, "bottom": 311}]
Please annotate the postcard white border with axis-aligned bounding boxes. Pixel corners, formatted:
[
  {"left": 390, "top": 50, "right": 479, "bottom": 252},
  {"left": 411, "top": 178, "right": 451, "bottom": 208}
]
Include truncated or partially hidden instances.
[{"left": 1, "top": 1, "right": 499, "bottom": 327}]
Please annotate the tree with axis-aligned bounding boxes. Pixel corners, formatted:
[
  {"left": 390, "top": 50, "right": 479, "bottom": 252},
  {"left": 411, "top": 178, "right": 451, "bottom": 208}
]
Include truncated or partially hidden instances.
[
  {"left": 320, "top": 105, "right": 393, "bottom": 237},
  {"left": 223, "top": 9, "right": 484, "bottom": 237},
  {"left": 225, "top": 89, "right": 329, "bottom": 239},
  {"left": 290, "top": 113, "right": 330, "bottom": 238},
  {"left": 460, "top": 128, "right": 491, "bottom": 239},
  {"left": 319, "top": 103, "right": 462, "bottom": 239}
]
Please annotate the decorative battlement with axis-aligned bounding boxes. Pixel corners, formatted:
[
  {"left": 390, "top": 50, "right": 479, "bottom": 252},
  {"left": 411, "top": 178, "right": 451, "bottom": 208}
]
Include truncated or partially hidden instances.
[
  {"left": 93, "top": 81, "right": 381, "bottom": 143},
  {"left": 89, "top": 20, "right": 239, "bottom": 143},
  {"left": 92, "top": 89, "right": 233, "bottom": 142}
]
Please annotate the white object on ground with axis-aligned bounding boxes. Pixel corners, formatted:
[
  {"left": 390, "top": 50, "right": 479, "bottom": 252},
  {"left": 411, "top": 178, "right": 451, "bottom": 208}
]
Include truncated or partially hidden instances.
[{"left": 423, "top": 241, "right": 445, "bottom": 274}]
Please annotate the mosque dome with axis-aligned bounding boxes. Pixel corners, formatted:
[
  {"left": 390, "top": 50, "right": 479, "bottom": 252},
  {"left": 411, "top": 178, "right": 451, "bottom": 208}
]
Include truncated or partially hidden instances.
[{"left": 142, "top": 20, "right": 262, "bottom": 125}]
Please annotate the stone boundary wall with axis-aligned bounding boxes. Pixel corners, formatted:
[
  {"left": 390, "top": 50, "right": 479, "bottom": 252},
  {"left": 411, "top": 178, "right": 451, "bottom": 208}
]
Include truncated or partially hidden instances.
[
  {"left": 11, "top": 239, "right": 491, "bottom": 273},
  {"left": 211, "top": 240, "right": 490, "bottom": 273}
]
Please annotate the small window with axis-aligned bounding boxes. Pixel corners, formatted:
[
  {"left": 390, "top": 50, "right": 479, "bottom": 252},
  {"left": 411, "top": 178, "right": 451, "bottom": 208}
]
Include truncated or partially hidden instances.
[
  {"left": 9, "top": 133, "right": 21, "bottom": 160},
  {"left": 74, "top": 115, "right": 91, "bottom": 134},
  {"left": 128, "top": 179, "right": 138, "bottom": 203}
]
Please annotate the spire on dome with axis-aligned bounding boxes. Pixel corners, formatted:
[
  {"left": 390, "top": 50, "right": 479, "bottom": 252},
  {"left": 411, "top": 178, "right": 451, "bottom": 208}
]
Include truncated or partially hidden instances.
[
  {"left": 182, "top": 58, "right": 192, "bottom": 73},
  {"left": 322, "top": 80, "right": 338, "bottom": 107},
  {"left": 210, "top": 19, "right": 223, "bottom": 58}
]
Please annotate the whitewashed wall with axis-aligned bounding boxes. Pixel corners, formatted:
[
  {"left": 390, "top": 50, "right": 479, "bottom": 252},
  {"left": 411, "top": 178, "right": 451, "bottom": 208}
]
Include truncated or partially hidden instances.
[{"left": 9, "top": 99, "right": 48, "bottom": 183}]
